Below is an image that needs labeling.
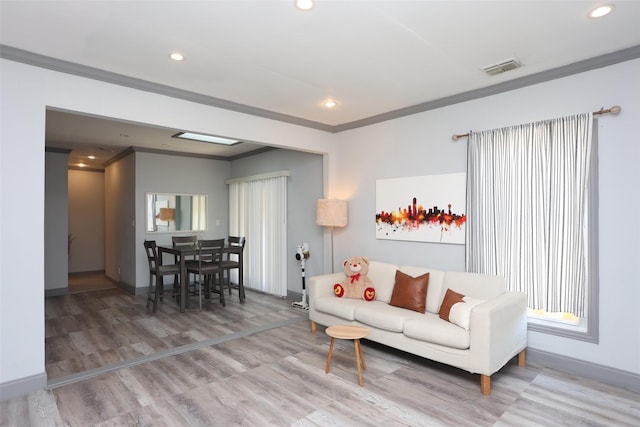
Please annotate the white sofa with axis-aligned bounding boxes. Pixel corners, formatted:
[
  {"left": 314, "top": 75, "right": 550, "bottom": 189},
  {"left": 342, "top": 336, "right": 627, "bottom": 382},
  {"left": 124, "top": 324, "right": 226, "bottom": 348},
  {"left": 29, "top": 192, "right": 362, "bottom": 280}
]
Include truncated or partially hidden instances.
[{"left": 308, "top": 261, "right": 528, "bottom": 395}]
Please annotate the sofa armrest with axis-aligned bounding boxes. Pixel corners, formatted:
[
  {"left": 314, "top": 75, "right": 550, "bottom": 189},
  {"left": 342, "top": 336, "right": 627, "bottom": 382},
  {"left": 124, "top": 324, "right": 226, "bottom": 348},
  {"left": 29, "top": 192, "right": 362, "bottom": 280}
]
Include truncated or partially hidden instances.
[
  {"left": 307, "top": 272, "right": 344, "bottom": 333},
  {"left": 468, "top": 291, "right": 528, "bottom": 375},
  {"left": 309, "top": 273, "right": 343, "bottom": 300}
]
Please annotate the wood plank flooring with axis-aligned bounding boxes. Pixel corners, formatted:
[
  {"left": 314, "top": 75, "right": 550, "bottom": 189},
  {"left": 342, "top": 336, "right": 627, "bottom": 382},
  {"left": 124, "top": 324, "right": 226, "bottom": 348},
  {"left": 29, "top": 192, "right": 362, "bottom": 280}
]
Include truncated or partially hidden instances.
[
  {"left": 2, "top": 287, "right": 639, "bottom": 426},
  {"left": 44, "top": 284, "right": 302, "bottom": 380},
  {"left": 68, "top": 272, "right": 118, "bottom": 294}
]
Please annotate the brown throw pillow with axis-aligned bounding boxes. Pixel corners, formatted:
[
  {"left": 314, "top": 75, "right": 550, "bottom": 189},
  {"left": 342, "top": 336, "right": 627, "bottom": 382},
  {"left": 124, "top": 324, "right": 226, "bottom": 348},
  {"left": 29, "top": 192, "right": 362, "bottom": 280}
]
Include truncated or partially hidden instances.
[
  {"left": 439, "top": 288, "right": 465, "bottom": 321},
  {"left": 389, "top": 270, "right": 430, "bottom": 313}
]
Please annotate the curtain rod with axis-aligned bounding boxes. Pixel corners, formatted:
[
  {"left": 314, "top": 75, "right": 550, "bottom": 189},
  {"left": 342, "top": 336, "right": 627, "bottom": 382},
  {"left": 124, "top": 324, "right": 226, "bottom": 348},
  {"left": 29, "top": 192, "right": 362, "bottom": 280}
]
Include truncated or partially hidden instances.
[{"left": 451, "top": 105, "right": 622, "bottom": 141}]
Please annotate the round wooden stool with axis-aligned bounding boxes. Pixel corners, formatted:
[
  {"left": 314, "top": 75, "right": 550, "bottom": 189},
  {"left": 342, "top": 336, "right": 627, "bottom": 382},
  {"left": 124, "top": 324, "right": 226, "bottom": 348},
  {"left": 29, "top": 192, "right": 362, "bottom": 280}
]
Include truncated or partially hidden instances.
[{"left": 325, "top": 324, "right": 370, "bottom": 386}]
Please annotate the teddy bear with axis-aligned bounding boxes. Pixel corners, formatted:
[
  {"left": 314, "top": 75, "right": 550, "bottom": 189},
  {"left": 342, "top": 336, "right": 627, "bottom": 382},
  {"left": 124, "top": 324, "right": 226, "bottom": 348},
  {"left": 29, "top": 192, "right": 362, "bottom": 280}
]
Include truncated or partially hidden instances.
[{"left": 334, "top": 256, "right": 376, "bottom": 301}]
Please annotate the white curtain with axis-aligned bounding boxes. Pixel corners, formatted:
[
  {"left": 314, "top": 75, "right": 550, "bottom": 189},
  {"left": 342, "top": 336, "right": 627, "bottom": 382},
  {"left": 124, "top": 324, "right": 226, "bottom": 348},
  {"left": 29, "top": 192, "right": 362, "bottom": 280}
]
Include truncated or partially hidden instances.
[
  {"left": 466, "top": 113, "right": 593, "bottom": 316},
  {"left": 229, "top": 175, "right": 288, "bottom": 297}
]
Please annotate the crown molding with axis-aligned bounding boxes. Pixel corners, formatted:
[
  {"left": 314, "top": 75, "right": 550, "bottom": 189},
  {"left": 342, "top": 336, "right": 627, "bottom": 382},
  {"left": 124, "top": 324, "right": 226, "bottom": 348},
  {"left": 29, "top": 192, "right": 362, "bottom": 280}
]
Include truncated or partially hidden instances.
[
  {"left": 3, "top": 44, "right": 640, "bottom": 133},
  {"left": 333, "top": 44, "right": 640, "bottom": 132},
  {"left": 0, "top": 45, "right": 334, "bottom": 133}
]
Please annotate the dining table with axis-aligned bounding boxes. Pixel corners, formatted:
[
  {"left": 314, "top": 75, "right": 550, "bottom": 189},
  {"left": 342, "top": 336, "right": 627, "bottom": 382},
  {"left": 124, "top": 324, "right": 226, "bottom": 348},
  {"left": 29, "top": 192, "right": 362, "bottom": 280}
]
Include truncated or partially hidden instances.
[{"left": 158, "top": 243, "right": 245, "bottom": 312}]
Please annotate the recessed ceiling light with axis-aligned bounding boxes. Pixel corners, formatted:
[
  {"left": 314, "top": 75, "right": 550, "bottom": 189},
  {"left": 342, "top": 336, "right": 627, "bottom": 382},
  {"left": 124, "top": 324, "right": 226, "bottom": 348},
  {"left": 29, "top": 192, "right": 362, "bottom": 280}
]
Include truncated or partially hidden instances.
[
  {"left": 88, "top": 155, "right": 96, "bottom": 160},
  {"left": 323, "top": 100, "right": 337, "bottom": 109},
  {"left": 78, "top": 163, "right": 86, "bottom": 168},
  {"left": 589, "top": 5, "right": 613, "bottom": 18},
  {"left": 294, "top": 0, "right": 314, "bottom": 11},
  {"left": 169, "top": 52, "right": 185, "bottom": 61},
  {"left": 172, "top": 132, "right": 240, "bottom": 146}
]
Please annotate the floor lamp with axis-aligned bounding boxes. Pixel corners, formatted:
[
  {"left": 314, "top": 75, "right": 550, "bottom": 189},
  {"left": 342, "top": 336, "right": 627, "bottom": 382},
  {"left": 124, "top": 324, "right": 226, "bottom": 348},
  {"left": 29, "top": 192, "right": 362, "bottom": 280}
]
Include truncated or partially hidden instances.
[{"left": 316, "top": 199, "right": 348, "bottom": 273}]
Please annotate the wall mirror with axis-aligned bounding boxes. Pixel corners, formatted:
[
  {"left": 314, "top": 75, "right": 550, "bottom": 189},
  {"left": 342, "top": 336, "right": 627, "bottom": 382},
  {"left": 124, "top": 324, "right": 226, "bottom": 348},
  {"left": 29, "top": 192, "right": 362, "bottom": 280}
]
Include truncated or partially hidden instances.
[{"left": 146, "top": 193, "right": 207, "bottom": 232}]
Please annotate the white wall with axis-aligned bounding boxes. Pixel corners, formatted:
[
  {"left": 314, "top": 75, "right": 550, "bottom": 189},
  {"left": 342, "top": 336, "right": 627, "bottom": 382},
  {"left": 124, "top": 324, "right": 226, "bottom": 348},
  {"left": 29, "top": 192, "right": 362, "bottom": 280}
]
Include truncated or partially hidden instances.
[
  {"left": 1, "top": 61, "right": 47, "bottom": 392},
  {"left": 104, "top": 153, "right": 136, "bottom": 287},
  {"left": 136, "top": 151, "right": 231, "bottom": 290},
  {"left": 333, "top": 59, "right": 640, "bottom": 375},
  {"left": 44, "top": 151, "right": 68, "bottom": 291},
  {"left": 68, "top": 169, "right": 105, "bottom": 273},
  {"left": 230, "top": 148, "right": 324, "bottom": 294}
]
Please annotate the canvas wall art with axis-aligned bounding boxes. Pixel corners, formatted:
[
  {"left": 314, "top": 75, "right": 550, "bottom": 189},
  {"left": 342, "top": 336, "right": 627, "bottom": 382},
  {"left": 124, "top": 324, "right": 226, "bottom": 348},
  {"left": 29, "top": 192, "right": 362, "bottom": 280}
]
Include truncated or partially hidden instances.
[{"left": 375, "top": 173, "right": 466, "bottom": 244}]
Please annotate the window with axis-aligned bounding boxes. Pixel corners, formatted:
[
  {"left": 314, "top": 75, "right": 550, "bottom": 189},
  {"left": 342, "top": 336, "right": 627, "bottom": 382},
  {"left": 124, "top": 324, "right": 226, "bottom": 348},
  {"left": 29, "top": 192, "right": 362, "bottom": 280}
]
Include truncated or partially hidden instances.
[
  {"left": 227, "top": 172, "right": 289, "bottom": 297},
  {"left": 466, "top": 113, "right": 598, "bottom": 342}
]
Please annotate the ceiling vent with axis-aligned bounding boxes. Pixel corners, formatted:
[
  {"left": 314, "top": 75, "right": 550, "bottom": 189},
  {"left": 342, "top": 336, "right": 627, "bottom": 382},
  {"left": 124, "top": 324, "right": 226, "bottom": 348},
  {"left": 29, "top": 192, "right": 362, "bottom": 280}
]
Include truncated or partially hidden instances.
[{"left": 482, "top": 58, "right": 522, "bottom": 76}]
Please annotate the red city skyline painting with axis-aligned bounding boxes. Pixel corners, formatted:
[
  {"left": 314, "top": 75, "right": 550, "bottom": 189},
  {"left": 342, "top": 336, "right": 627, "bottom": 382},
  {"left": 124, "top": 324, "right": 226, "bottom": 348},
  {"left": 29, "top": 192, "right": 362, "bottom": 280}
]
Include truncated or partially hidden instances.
[{"left": 375, "top": 173, "right": 466, "bottom": 244}]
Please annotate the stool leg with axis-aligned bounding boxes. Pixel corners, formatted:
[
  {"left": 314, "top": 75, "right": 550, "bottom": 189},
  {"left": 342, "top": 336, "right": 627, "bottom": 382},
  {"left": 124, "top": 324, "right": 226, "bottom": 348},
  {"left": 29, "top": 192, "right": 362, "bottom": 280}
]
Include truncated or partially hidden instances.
[
  {"left": 325, "top": 337, "right": 335, "bottom": 374},
  {"left": 356, "top": 339, "right": 367, "bottom": 371},
  {"left": 354, "top": 339, "right": 364, "bottom": 386}
]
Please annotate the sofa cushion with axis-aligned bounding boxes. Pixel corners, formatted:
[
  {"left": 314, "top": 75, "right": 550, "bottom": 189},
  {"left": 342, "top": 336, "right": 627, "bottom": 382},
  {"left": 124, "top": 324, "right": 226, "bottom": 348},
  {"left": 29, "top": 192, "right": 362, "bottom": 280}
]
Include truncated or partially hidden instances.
[
  {"left": 315, "top": 296, "right": 371, "bottom": 321},
  {"left": 354, "top": 302, "right": 424, "bottom": 332},
  {"left": 403, "top": 314, "right": 470, "bottom": 349},
  {"left": 439, "top": 288, "right": 485, "bottom": 331},
  {"left": 442, "top": 271, "right": 505, "bottom": 300},
  {"left": 389, "top": 270, "right": 429, "bottom": 313},
  {"left": 439, "top": 288, "right": 465, "bottom": 321},
  {"left": 367, "top": 261, "right": 401, "bottom": 303},
  {"left": 399, "top": 266, "right": 445, "bottom": 314}
]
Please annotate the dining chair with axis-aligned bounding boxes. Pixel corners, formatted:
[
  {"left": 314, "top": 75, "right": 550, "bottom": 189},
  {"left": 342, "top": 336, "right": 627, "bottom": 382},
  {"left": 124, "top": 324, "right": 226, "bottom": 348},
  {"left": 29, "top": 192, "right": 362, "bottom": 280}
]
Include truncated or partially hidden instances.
[
  {"left": 172, "top": 235, "right": 197, "bottom": 288},
  {"left": 221, "top": 236, "right": 246, "bottom": 299},
  {"left": 186, "top": 238, "right": 225, "bottom": 310},
  {"left": 143, "top": 240, "right": 181, "bottom": 313},
  {"left": 172, "top": 235, "right": 197, "bottom": 246}
]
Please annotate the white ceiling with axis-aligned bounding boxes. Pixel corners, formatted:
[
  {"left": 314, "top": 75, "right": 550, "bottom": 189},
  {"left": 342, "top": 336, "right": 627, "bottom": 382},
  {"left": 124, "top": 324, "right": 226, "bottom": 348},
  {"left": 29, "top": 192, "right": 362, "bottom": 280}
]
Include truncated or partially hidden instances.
[
  {"left": 44, "top": 109, "right": 272, "bottom": 168},
  {"left": 2, "top": 0, "right": 640, "bottom": 168}
]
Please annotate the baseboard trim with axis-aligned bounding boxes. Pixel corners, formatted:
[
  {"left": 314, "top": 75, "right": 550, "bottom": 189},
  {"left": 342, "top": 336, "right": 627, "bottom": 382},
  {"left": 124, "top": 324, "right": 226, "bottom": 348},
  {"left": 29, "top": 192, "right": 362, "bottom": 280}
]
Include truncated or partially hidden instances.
[
  {"left": 116, "top": 280, "right": 138, "bottom": 295},
  {"left": 0, "top": 372, "right": 47, "bottom": 401},
  {"left": 44, "top": 287, "right": 69, "bottom": 297},
  {"left": 288, "top": 290, "right": 303, "bottom": 301},
  {"left": 68, "top": 269, "right": 105, "bottom": 276},
  {"left": 527, "top": 348, "right": 640, "bottom": 393}
]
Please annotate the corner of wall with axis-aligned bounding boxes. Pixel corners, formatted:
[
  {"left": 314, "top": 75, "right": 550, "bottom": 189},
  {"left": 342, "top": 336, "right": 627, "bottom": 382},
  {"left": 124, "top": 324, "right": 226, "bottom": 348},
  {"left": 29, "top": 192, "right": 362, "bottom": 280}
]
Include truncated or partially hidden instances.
[
  {"left": 0, "top": 372, "right": 47, "bottom": 401},
  {"left": 44, "top": 288, "right": 69, "bottom": 297}
]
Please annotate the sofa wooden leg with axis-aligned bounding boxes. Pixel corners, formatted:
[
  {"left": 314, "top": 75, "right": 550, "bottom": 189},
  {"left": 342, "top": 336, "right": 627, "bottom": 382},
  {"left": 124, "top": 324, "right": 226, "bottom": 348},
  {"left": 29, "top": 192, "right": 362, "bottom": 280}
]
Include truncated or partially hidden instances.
[
  {"left": 310, "top": 320, "right": 317, "bottom": 333},
  {"left": 518, "top": 349, "right": 526, "bottom": 366},
  {"left": 480, "top": 375, "right": 491, "bottom": 395}
]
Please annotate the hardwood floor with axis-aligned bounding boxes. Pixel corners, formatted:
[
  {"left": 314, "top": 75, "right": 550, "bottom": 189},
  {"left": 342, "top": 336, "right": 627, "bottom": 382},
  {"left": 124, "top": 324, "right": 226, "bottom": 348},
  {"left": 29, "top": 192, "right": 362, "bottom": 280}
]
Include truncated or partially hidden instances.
[
  {"left": 44, "top": 285, "right": 302, "bottom": 381},
  {"left": 67, "top": 272, "right": 118, "bottom": 294},
  {"left": 2, "top": 288, "right": 639, "bottom": 426}
]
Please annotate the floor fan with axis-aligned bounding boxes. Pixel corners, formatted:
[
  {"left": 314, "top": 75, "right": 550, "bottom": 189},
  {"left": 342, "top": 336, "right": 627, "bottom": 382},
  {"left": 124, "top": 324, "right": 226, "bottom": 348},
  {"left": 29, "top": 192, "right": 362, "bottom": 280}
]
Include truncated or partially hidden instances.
[{"left": 292, "top": 243, "right": 310, "bottom": 310}]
